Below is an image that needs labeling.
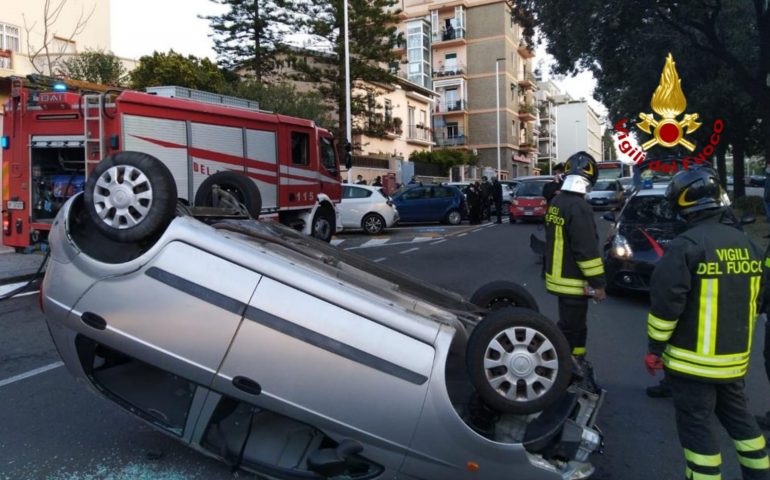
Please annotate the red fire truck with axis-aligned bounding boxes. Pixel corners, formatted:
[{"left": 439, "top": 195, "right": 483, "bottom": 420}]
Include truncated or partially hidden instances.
[{"left": 1, "top": 77, "right": 342, "bottom": 249}]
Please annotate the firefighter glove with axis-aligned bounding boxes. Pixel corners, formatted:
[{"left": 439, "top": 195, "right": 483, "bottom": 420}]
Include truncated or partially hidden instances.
[{"left": 644, "top": 353, "right": 663, "bottom": 376}]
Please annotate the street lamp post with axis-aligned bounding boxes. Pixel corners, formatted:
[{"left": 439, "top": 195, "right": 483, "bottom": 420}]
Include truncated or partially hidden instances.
[{"left": 495, "top": 58, "right": 505, "bottom": 179}]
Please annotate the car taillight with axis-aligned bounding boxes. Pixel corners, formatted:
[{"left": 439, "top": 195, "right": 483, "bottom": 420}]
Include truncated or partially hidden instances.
[{"left": 2, "top": 211, "right": 10, "bottom": 236}]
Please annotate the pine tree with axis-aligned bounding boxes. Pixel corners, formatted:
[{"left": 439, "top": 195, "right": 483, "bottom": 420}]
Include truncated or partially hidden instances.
[
  {"left": 291, "top": 0, "right": 402, "bottom": 144},
  {"left": 204, "top": 0, "right": 291, "bottom": 84}
]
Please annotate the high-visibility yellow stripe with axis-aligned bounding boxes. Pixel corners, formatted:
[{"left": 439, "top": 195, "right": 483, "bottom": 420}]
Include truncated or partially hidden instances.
[
  {"left": 691, "top": 471, "right": 721, "bottom": 480},
  {"left": 749, "top": 276, "right": 761, "bottom": 350},
  {"left": 553, "top": 225, "right": 564, "bottom": 278},
  {"left": 545, "top": 281, "right": 585, "bottom": 296},
  {"left": 664, "top": 357, "right": 747, "bottom": 379},
  {"left": 737, "top": 455, "right": 770, "bottom": 470},
  {"left": 665, "top": 345, "right": 748, "bottom": 366},
  {"left": 697, "top": 278, "right": 718, "bottom": 355},
  {"left": 648, "top": 314, "right": 677, "bottom": 331},
  {"left": 649, "top": 325, "right": 674, "bottom": 341},
  {"left": 576, "top": 258, "right": 603, "bottom": 269},
  {"left": 734, "top": 436, "right": 766, "bottom": 452},
  {"left": 545, "top": 273, "right": 586, "bottom": 287},
  {"left": 685, "top": 449, "right": 722, "bottom": 467},
  {"left": 581, "top": 265, "right": 605, "bottom": 277},
  {"left": 764, "top": 257, "right": 770, "bottom": 268},
  {"left": 573, "top": 347, "right": 586, "bottom": 355}
]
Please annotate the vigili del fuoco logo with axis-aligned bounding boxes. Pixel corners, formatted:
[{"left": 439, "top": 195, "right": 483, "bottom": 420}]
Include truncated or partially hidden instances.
[{"left": 613, "top": 53, "right": 723, "bottom": 173}]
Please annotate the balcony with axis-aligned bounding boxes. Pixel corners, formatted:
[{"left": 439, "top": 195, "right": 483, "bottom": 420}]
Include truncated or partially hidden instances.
[
  {"left": 433, "top": 127, "right": 467, "bottom": 147},
  {"left": 0, "top": 50, "right": 12, "bottom": 70},
  {"left": 517, "top": 41, "right": 535, "bottom": 59},
  {"left": 519, "top": 133, "right": 538, "bottom": 151},
  {"left": 407, "top": 125, "right": 433, "bottom": 145},
  {"left": 360, "top": 115, "right": 404, "bottom": 139},
  {"left": 434, "top": 99, "right": 467, "bottom": 115},
  {"left": 518, "top": 103, "right": 537, "bottom": 122},
  {"left": 518, "top": 71, "right": 537, "bottom": 90},
  {"left": 432, "top": 28, "right": 466, "bottom": 46},
  {"left": 433, "top": 62, "right": 465, "bottom": 78},
  {"left": 538, "top": 106, "right": 555, "bottom": 122}
]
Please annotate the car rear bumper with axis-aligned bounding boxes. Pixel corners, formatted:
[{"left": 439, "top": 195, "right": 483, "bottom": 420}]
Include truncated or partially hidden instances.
[{"left": 604, "top": 255, "right": 656, "bottom": 291}]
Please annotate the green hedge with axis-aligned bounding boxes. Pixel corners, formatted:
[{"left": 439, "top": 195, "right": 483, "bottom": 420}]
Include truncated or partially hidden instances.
[{"left": 733, "top": 196, "right": 766, "bottom": 216}]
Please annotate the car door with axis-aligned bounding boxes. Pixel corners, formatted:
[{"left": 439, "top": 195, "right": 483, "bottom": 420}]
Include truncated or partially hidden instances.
[
  {"left": 341, "top": 186, "right": 373, "bottom": 228},
  {"left": 396, "top": 187, "right": 429, "bottom": 221},
  {"left": 428, "top": 186, "right": 454, "bottom": 220}
]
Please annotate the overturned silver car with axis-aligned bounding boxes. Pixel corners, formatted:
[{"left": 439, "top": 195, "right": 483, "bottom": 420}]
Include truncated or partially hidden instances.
[{"left": 42, "top": 152, "right": 603, "bottom": 479}]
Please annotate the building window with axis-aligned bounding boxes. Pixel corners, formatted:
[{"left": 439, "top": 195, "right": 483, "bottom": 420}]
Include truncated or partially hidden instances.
[
  {"left": 1, "top": 23, "right": 20, "bottom": 52},
  {"left": 384, "top": 99, "right": 393, "bottom": 122},
  {"left": 447, "top": 122, "right": 459, "bottom": 138}
]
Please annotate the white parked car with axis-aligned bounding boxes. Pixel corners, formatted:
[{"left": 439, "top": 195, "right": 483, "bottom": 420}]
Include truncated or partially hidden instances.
[{"left": 340, "top": 184, "right": 399, "bottom": 234}]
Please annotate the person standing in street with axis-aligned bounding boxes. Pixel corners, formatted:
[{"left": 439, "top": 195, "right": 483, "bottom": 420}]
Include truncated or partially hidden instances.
[
  {"left": 480, "top": 176, "right": 492, "bottom": 222},
  {"left": 544, "top": 152, "right": 606, "bottom": 371},
  {"left": 543, "top": 163, "right": 565, "bottom": 203},
  {"left": 492, "top": 178, "right": 504, "bottom": 224},
  {"left": 372, "top": 176, "right": 382, "bottom": 186},
  {"left": 645, "top": 167, "right": 768, "bottom": 480},
  {"left": 465, "top": 183, "right": 481, "bottom": 224}
]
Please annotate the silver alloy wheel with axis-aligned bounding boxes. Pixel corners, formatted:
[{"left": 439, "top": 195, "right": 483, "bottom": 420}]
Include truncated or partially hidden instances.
[
  {"left": 483, "top": 326, "right": 559, "bottom": 402},
  {"left": 92, "top": 165, "right": 153, "bottom": 229},
  {"left": 363, "top": 214, "right": 384, "bottom": 234},
  {"left": 313, "top": 215, "right": 332, "bottom": 239},
  {"left": 447, "top": 210, "right": 462, "bottom": 225}
]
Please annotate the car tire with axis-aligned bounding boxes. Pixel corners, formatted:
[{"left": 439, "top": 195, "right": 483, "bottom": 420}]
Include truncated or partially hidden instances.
[
  {"left": 466, "top": 307, "right": 571, "bottom": 414},
  {"left": 312, "top": 204, "right": 335, "bottom": 242},
  {"left": 84, "top": 151, "right": 177, "bottom": 243},
  {"left": 469, "top": 281, "right": 539, "bottom": 312},
  {"left": 446, "top": 209, "right": 462, "bottom": 225},
  {"left": 194, "top": 171, "right": 262, "bottom": 219},
  {"left": 362, "top": 213, "right": 385, "bottom": 235}
]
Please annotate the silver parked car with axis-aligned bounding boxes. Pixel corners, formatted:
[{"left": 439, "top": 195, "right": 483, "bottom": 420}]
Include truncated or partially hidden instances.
[
  {"left": 586, "top": 179, "right": 624, "bottom": 210},
  {"left": 41, "top": 152, "right": 604, "bottom": 480}
]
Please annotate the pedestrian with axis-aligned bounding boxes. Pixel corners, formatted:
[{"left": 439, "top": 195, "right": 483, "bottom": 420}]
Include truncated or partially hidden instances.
[
  {"left": 544, "top": 151, "right": 606, "bottom": 376},
  {"left": 408, "top": 176, "right": 419, "bottom": 185},
  {"left": 356, "top": 175, "right": 367, "bottom": 185},
  {"left": 492, "top": 177, "right": 503, "bottom": 224},
  {"left": 645, "top": 166, "right": 769, "bottom": 480},
  {"left": 372, "top": 176, "right": 382, "bottom": 187},
  {"left": 763, "top": 164, "right": 770, "bottom": 229},
  {"left": 543, "top": 163, "right": 565, "bottom": 203},
  {"left": 465, "top": 183, "right": 481, "bottom": 224},
  {"left": 480, "top": 176, "right": 492, "bottom": 221}
]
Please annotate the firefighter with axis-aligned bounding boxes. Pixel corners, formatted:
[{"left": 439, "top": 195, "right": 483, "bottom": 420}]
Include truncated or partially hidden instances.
[
  {"left": 544, "top": 151, "right": 606, "bottom": 370},
  {"left": 645, "top": 167, "right": 769, "bottom": 480}
]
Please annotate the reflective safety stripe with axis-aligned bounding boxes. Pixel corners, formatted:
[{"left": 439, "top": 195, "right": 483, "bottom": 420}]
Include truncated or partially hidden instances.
[
  {"left": 664, "top": 356, "right": 747, "bottom": 379},
  {"left": 697, "top": 278, "right": 719, "bottom": 355},
  {"left": 581, "top": 264, "right": 605, "bottom": 277},
  {"left": 764, "top": 257, "right": 770, "bottom": 268},
  {"left": 649, "top": 324, "right": 674, "bottom": 341},
  {"left": 749, "top": 276, "right": 761, "bottom": 351},
  {"left": 737, "top": 455, "right": 770, "bottom": 470},
  {"left": 552, "top": 225, "right": 564, "bottom": 278},
  {"left": 648, "top": 313, "right": 677, "bottom": 331},
  {"left": 690, "top": 471, "right": 721, "bottom": 480},
  {"left": 545, "top": 273, "right": 586, "bottom": 287},
  {"left": 734, "top": 436, "right": 766, "bottom": 452},
  {"left": 545, "top": 280, "right": 585, "bottom": 296},
  {"left": 573, "top": 347, "right": 586, "bottom": 355},
  {"left": 576, "top": 258, "right": 603, "bottom": 269},
  {"left": 665, "top": 345, "right": 749, "bottom": 366},
  {"left": 685, "top": 449, "right": 722, "bottom": 467}
]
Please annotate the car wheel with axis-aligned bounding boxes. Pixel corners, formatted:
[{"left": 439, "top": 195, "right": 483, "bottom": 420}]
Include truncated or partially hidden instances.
[
  {"left": 312, "top": 205, "right": 335, "bottom": 242},
  {"left": 194, "top": 171, "right": 262, "bottom": 219},
  {"left": 469, "top": 281, "right": 539, "bottom": 312},
  {"left": 466, "top": 307, "right": 571, "bottom": 414},
  {"left": 446, "top": 209, "right": 462, "bottom": 225},
  {"left": 362, "top": 213, "right": 385, "bottom": 235},
  {"left": 84, "top": 151, "right": 177, "bottom": 243}
]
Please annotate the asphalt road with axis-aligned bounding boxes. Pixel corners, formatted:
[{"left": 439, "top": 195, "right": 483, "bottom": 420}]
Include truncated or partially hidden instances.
[{"left": 2, "top": 217, "right": 770, "bottom": 479}]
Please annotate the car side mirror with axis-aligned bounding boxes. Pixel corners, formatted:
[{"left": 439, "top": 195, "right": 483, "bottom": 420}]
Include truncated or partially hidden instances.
[
  {"left": 741, "top": 215, "right": 756, "bottom": 225},
  {"left": 602, "top": 212, "right": 616, "bottom": 222}
]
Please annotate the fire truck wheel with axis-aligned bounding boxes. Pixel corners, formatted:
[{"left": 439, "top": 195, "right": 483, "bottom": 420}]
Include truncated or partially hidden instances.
[
  {"left": 195, "top": 171, "right": 262, "bottom": 219},
  {"left": 84, "top": 151, "right": 177, "bottom": 243},
  {"left": 466, "top": 307, "right": 571, "bottom": 414},
  {"left": 469, "top": 281, "right": 539, "bottom": 312},
  {"left": 311, "top": 205, "right": 335, "bottom": 242}
]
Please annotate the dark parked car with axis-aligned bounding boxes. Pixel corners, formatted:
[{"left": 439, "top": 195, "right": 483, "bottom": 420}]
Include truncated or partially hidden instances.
[
  {"left": 602, "top": 185, "right": 686, "bottom": 293},
  {"left": 748, "top": 175, "right": 766, "bottom": 187},
  {"left": 391, "top": 185, "right": 466, "bottom": 224}
]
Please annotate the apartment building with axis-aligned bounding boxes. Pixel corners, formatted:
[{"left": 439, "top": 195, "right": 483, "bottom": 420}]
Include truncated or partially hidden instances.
[
  {"left": 536, "top": 79, "right": 575, "bottom": 173},
  {"left": 0, "top": 0, "right": 110, "bottom": 80},
  {"left": 395, "top": 0, "right": 538, "bottom": 178},
  {"left": 555, "top": 101, "right": 603, "bottom": 162}
]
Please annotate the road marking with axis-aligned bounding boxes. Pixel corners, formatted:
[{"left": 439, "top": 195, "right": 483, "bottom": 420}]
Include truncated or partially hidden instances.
[
  {"left": 362, "top": 238, "right": 390, "bottom": 248},
  {"left": 471, "top": 229, "right": 483, "bottom": 233},
  {"left": 431, "top": 239, "right": 446, "bottom": 245},
  {"left": 458, "top": 233, "right": 468, "bottom": 237},
  {"left": 0, "top": 361, "right": 64, "bottom": 388},
  {"left": 330, "top": 239, "right": 345, "bottom": 246},
  {"left": 412, "top": 237, "right": 433, "bottom": 243},
  {"left": 0, "top": 281, "right": 31, "bottom": 297},
  {"left": 373, "top": 257, "right": 387, "bottom": 263},
  {"left": 400, "top": 247, "right": 419, "bottom": 254}
]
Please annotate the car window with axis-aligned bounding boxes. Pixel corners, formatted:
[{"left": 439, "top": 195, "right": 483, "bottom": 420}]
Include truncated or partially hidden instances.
[
  {"left": 622, "top": 196, "right": 677, "bottom": 223},
  {"left": 401, "top": 187, "right": 427, "bottom": 200},
  {"left": 433, "top": 186, "right": 454, "bottom": 198},
  {"left": 594, "top": 180, "right": 618, "bottom": 191},
  {"left": 516, "top": 181, "right": 546, "bottom": 196},
  {"left": 343, "top": 186, "right": 372, "bottom": 199}
]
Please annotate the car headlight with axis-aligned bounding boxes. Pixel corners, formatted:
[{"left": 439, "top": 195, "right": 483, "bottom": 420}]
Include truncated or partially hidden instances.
[
  {"left": 611, "top": 234, "right": 633, "bottom": 259},
  {"left": 539, "top": 199, "right": 547, "bottom": 206}
]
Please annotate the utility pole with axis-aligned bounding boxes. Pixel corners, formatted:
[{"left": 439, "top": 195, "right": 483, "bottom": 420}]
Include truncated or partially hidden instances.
[{"left": 495, "top": 58, "right": 505, "bottom": 179}]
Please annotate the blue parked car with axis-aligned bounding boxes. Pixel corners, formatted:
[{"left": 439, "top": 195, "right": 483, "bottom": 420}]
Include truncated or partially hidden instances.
[{"left": 391, "top": 185, "right": 466, "bottom": 224}]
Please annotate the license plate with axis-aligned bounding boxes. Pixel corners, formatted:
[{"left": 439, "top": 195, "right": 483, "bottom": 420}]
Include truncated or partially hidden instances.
[
  {"left": 524, "top": 211, "right": 533, "bottom": 216},
  {"left": 7, "top": 201, "right": 23, "bottom": 210}
]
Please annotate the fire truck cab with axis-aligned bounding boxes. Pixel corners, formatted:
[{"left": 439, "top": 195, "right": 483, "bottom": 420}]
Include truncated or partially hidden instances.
[{"left": 1, "top": 77, "right": 342, "bottom": 249}]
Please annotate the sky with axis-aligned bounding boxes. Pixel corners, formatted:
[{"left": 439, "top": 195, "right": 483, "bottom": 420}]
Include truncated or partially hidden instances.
[{"left": 110, "top": 0, "right": 603, "bottom": 115}]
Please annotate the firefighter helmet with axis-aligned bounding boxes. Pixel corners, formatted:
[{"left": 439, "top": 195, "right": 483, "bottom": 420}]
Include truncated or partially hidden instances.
[
  {"left": 564, "top": 152, "right": 598, "bottom": 186},
  {"left": 665, "top": 166, "right": 726, "bottom": 217}
]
